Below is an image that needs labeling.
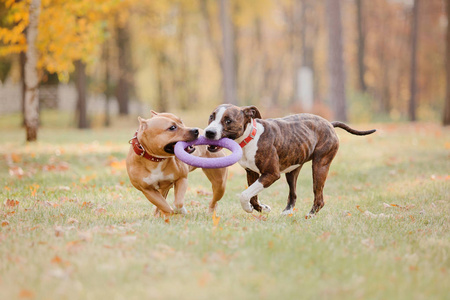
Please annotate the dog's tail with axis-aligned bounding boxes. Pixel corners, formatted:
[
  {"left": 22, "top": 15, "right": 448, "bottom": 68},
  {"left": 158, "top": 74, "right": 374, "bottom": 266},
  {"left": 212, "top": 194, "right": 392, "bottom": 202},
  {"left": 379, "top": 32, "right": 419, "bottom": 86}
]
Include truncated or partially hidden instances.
[{"left": 332, "top": 122, "right": 376, "bottom": 136}]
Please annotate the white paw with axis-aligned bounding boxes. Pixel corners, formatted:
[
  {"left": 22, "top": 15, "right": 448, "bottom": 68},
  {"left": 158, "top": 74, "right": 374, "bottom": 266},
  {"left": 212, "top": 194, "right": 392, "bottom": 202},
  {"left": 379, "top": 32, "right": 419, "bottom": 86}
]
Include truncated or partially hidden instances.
[
  {"left": 239, "top": 193, "right": 254, "bottom": 213},
  {"left": 305, "top": 212, "right": 316, "bottom": 219},
  {"left": 281, "top": 208, "right": 294, "bottom": 216},
  {"left": 173, "top": 206, "right": 187, "bottom": 215},
  {"left": 260, "top": 204, "right": 271, "bottom": 213}
]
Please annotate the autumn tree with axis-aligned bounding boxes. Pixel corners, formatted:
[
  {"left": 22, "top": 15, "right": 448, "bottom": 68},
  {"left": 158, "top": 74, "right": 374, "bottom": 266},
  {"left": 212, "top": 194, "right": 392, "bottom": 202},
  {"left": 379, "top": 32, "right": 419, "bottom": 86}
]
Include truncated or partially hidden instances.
[
  {"left": 409, "top": 0, "right": 419, "bottom": 121},
  {"left": 24, "top": 0, "right": 41, "bottom": 141},
  {"left": 219, "top": 0, "right": 237, "bottom": 104},
  {"left": 326, "top": 0, "right": 347, "bottom": 121},
  {"left": 443, "top": 0, "right": 450, "bottom": 126},
  {"left": 356, "top": 0, "right": 367, "bottom": 92}
]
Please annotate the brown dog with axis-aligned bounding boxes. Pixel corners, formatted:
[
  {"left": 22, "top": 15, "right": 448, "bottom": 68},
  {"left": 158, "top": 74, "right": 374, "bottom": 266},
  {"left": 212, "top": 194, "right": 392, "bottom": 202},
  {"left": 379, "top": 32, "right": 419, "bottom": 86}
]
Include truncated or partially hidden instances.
[
  {"left": 126, "top": 111, "right": 228, "bottom": 217},
  {"left": 204, "top": 104, "right": 375, "bottom": 216}
]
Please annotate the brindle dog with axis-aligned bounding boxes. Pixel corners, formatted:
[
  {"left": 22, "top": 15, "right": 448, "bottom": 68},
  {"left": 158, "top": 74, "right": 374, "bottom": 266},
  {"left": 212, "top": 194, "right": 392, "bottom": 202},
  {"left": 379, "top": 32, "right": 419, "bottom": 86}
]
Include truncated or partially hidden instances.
[{"left": 204, "top": 104, "right": 376, "bottom": 216}]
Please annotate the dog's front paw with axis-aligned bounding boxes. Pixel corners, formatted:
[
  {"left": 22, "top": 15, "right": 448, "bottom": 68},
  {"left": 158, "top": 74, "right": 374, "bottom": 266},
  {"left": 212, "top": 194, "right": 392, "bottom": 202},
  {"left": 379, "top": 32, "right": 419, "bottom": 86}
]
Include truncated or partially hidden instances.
[
  {"left": 173, "top": 206, "right": 187, "bottom": 215},
  {"left": 281, "top": 208, "right": 294, "bottom": 216},
  {"left": 239, "top": 194, "right": 253, "bottom": 213},
  {"left": 305, "top": 212, "right": 316, "bottom": 219},
  {"left": 241, "top": 202, "right": 253, "bottom": 213},
  {"left": 260, "top": 204, "right": 271, "bottom": 213}
]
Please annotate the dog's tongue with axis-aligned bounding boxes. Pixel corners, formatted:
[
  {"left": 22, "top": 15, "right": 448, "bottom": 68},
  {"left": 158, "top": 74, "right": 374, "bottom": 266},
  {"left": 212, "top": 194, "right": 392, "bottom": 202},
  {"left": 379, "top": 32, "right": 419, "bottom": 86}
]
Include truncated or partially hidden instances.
[
  {"left": 207, "top": 145, "right": 222, "bottom": 153},
  {"left": 185, "top": 146, "right": 195, "bottom": 154}
]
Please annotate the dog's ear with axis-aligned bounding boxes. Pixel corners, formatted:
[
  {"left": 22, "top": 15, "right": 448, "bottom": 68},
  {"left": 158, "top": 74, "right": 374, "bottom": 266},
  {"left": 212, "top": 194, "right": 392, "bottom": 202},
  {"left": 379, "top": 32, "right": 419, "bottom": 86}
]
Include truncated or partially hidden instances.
[
  {"left": 138, "top": 116, "right": 148, "bottom": 130},
  {"left": 150, "top": 110, "right": 158, "bottom": 117},
  {"left": 242, "top": 106, "right": 262, "bottom": 119}
]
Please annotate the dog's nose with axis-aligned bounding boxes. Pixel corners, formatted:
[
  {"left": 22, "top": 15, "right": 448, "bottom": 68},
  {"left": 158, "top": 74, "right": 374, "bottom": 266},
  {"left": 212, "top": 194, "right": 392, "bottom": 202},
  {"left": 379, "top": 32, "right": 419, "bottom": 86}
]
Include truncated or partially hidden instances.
[
  {"left": 205, "top": 130, "right": 216, "bottom": 140},
  {"left": 191, "top": 128, "right": 199, "bottom": 137}
]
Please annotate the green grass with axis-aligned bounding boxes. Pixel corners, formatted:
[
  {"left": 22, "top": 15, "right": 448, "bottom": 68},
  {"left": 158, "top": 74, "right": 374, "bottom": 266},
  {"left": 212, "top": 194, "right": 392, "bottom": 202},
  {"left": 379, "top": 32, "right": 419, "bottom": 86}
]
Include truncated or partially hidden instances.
[{"left": 0, "top": 117, "right": 449, "bottom": 300}]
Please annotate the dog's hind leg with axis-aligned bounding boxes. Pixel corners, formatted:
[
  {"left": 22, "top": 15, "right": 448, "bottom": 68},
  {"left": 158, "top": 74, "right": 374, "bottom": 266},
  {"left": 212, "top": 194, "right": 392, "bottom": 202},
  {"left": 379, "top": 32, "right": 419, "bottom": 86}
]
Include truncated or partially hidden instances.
[
  {"left": 202, "top": 168, "right": 228, "bottom": 213},
  {"left": 308, "top": 150, "right": 337, "bottom": 217},
  {"left": 281, "top": 166, "right": 302, "bottom": 215}
]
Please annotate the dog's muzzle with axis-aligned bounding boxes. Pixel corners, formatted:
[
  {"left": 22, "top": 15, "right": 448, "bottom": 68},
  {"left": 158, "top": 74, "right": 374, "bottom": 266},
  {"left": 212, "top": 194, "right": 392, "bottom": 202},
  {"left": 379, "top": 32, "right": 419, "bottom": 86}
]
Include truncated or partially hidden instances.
[{"left": 205, "top": 130, "right": 216, "bottom": 140}]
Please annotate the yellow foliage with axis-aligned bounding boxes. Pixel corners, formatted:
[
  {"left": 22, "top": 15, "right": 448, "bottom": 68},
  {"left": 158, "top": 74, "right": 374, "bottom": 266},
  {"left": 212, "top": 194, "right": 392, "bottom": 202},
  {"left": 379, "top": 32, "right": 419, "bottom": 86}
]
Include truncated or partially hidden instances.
[{"left": 0, "top": 0, "right": 136, "bottom": 78}]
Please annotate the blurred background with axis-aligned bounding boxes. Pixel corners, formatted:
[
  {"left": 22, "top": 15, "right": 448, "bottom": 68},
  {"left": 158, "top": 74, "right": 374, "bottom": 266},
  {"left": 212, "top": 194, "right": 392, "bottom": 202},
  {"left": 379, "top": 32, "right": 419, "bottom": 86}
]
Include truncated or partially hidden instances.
[{"left": 0, "top": 0, "right": 449, "bottom": 141}]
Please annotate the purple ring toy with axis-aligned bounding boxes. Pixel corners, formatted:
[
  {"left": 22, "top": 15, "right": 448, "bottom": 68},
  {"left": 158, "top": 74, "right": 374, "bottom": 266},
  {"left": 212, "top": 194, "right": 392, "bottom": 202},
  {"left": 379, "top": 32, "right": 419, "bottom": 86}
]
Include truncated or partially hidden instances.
[{"left": 174, "top": 136, "right": 242, "bottom": 169}]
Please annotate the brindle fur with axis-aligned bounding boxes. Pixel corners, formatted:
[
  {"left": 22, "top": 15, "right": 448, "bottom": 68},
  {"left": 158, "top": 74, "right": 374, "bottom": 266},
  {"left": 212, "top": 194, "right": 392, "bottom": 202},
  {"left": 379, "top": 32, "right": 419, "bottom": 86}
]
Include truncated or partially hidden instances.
[{"left": 207, "top": 104, "right": 376, "bottom": 215}]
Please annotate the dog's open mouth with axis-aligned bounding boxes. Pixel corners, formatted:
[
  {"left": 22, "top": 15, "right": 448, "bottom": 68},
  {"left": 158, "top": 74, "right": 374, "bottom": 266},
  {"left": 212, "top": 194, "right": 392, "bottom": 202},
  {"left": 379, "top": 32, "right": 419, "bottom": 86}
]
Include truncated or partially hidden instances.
[
  {"left": 207, "top": 145, "right": 223, "bottom": 153},
  {"left": 164, "top": 142, "right": 195, "bottom": 154}
]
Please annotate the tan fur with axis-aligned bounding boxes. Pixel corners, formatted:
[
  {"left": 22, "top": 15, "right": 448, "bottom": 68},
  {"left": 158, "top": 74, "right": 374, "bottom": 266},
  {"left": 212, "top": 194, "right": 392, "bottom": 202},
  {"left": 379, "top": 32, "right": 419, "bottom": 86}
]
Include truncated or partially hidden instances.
[{"left": 126, "top": 111, "right": 228, "bottom": 218}]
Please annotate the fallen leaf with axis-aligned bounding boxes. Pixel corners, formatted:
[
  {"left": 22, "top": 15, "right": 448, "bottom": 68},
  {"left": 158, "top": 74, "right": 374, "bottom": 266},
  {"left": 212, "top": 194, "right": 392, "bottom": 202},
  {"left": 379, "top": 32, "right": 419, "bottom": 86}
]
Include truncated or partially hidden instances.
[
  {"left": 4, "top": 199, "right": 19, "bottom": 207},
  {"left": 212, "top": 211, "right": 221, "bottom": 227},
  {"left": 67, "top": 217, "right": 79, "bottom": 224},
  {"left": 9, "top": 166, "right": 24, "bottom": 178},
  {"left": 94, "top": 207, "right": 107, "bottom": 215},
  {"left": 18, "top": 289, "right": 34, "bottom": 298},
  {"left": 30, "top": 184, "right": 39, "bottom": 197},
  {"left": 11, "top": 153, "right": 22, "bottom": 163},
  {"left": 363, "top": 210, "right": 391, "bottom": 219},
  {"left": 80, "top": 174, "right": 97, "bottom": 183},
  {"left": 54, "top": 226, "right": 64, "bottom": 237},
  {"left": 1, "top": 220, "right": 10, "bottom": 227},
  {"left": 110, "top": 160, "right": 126, "bottom": 170},
  {"left": 252, "top": 214, "right": 267, "bottom": 221},
  {"left": 189, "top": 200, "right": 201, "bottom": 207},
  {"left": 51, "top": 255, "right": 63, "bottom": 264},
  {"left": 357, "top": 205, "right": 391, "bottom": 218}
]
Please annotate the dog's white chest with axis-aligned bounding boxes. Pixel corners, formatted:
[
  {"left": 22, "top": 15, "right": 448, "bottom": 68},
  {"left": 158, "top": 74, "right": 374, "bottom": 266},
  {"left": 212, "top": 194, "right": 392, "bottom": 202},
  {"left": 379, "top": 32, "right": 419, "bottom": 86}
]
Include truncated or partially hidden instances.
[
  {"left": 238, "top": 123, "right": 264, "bottom": 174},
  {"left": 142, "top": 164, "right": 174, "bottom": 189}
]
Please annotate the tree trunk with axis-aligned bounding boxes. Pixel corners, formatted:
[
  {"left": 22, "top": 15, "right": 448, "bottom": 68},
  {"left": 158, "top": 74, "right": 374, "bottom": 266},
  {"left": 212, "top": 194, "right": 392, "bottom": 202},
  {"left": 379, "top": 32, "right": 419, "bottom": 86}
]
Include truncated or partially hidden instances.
[
  {"left": 116, "top": 24, "right": 131, "bottom": 115},
  {"left": 75, "top": 60, "right": 89, "bottom": 129},
  {"left": 24, "top": 0, "right": 41, "bottom": 142},
  {"left": 103, "top": 43, "right": 111, "bottom": 127},
  {"left": 326, "top": 0, "right": 347, "bottom": 121},
  {"left": 443, "top": 0, "right": 450, "bottom": 125},
  {"left": 356, "top": 0, "right": 367, "bottom": 92},
  {"left": 20, "top": 51, "right": 26, "bottom": 127},
  {"left": 409, "top": 0, "right": 419, "bottom": 122},
  {"left": 219, "top": 0, "right": 237, "bottom": 105},
  {"left": 200, "top": 0, "right": 223, "bottom": 69},
  {"left": 156, "top": 53, "right": 168, "bottom": 112}
]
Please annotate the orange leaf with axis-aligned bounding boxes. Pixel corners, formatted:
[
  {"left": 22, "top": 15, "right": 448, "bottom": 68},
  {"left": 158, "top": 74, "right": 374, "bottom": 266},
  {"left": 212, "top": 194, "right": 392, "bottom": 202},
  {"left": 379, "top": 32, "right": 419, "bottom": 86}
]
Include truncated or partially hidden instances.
[
  {"left": 11, "top": 153, "right": 21, "bottom": 163},
  {"left": 252, "top": 214, "right": 267, "bottom": 221},
  {"left": 51, "top": 255, "right": 62, "bottom": 264},
  {"left": 212, "top": 210, "right": 221, "bottom": 227},
  {"left": 1, "top": 220, "right": 10, "bottom": 227},
  {"left": 18, "top": 289, "right": 34, "bottom": 298},
  {"left": 110, "top": 160, "right": 126, "bottom": 170},
  {"left": 94, "top": 207, "right": 107, "bottom": 215},
  {"left": 5, "top": 199, "right": 19, "bottom": 207}
]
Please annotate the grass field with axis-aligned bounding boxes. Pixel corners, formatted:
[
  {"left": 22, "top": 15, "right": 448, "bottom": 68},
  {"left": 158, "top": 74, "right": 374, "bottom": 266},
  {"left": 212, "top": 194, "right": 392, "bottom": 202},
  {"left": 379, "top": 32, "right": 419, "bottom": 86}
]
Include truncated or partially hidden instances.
[{"left": 0, "top": 114, "right": 449, "bottom": 299}]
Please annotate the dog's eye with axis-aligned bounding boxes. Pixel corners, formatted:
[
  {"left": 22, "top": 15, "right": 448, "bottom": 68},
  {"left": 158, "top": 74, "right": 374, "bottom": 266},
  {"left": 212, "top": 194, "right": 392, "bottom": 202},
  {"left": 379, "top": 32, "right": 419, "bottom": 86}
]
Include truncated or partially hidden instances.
[
  {"left": 168, "top": 125, "right": 177, "bottom": 131},
  {"left": 209, "top": 114, "right": 214, "bottom": 121},
  {"left": 225, "top": 119, "right": 232, "bottom": 125}
]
